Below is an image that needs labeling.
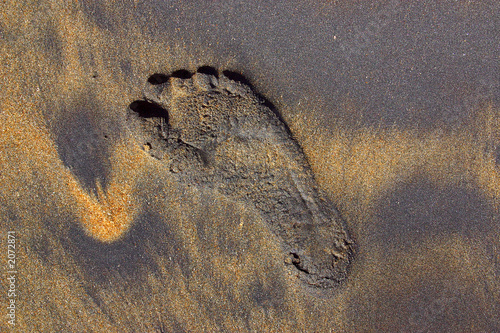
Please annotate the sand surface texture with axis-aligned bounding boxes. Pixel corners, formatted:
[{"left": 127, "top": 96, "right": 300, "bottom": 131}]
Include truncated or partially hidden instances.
[{"left": 1, "top": 0, "right": 499, "bottom": 332}]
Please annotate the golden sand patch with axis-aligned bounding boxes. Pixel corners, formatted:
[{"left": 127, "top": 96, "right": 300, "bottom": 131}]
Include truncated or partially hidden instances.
[
  {"left": 65, "top": 138, "right": 147, "bottom": 242},
  {"left": 289, "top": 101, "right": 500, "bottom": 218},
  {"left": 0, "top": 102, "right": 143, "bottom": 242}
]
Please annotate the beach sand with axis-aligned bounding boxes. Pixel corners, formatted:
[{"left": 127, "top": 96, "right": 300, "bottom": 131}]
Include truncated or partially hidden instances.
[{"left": 1, "top": 0, "right": 499, "bottom": 331}]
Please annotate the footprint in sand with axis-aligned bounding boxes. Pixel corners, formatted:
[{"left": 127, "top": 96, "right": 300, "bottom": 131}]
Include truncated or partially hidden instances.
[{"left": 126, "top": 68, "right": 354, "bottom": 289}]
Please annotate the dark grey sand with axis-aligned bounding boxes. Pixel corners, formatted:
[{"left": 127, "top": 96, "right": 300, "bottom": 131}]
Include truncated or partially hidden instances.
[{"left": 1, "top": 0, "right": 499, "bottom": 332}]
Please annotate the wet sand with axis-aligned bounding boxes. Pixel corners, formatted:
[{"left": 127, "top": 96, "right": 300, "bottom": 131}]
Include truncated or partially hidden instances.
[{"left": 1, "top": 0, "right": 499, "bottom": 331}]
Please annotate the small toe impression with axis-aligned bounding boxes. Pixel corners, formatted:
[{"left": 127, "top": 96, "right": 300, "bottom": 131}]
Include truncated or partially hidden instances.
[
  {"left": 147, "top": 73, "right": 169, "bottom": 85},
  {"left": 193, "top": 73, "right": 219, "bottom": 91}
]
